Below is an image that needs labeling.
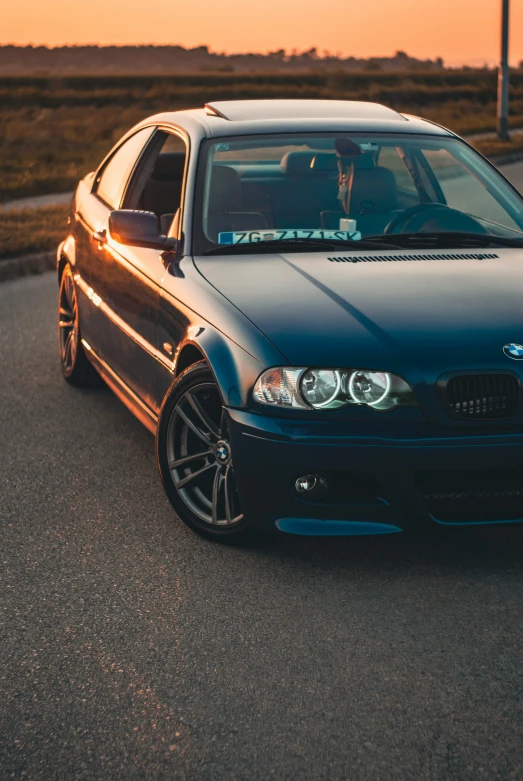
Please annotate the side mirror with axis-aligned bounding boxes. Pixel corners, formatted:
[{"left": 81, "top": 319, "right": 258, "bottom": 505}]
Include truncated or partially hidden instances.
[{"left": 108, "top": 210, "right": 178, "bottom": 251}]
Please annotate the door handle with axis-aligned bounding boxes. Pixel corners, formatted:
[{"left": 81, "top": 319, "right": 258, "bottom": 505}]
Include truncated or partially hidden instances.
[{"left": 94, "top": 229, "right": 107, "bottom": 248}]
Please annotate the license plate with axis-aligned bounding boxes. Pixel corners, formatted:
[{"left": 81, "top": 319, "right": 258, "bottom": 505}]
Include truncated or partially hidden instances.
[{"left": 218, "top": 229, "right": 362, "bottom": 245}]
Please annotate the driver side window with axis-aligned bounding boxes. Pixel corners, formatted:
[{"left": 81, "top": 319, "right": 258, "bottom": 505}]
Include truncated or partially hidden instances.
[
  {"left": 124, "top": 132, "right": 188, "bottom": 236},
  {"left": 422, "top": 149, "right": 520, "bottom": 231},
  {"left": 377, "top": 146, "right": 420, "bottom": 209},
  {"left": 378, "top": 147, "right": 416, "bottom": 193}
]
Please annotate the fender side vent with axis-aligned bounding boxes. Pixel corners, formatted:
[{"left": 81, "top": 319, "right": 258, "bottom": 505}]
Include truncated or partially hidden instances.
[{"left": 328, "top": 252, "right": 499, "bottom": 263}]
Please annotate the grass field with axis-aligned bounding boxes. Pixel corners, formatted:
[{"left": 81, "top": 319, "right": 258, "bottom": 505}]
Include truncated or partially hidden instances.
[{"left": 1, "top": 71, "right": 523, "bottom": 203}]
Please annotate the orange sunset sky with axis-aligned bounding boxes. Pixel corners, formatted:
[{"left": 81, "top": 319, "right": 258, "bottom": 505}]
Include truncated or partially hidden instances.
[{"left": 1, "top": 0, "right": 522, "bottom": 67}]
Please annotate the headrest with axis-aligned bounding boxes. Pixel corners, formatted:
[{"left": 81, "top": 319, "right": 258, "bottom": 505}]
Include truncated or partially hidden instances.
[
  {"left": 152, "top": 152, "right": 186, "bottom": 181},
  {"left": 349, "top": 167, "right": 399, "bottom": 214},
  {"left": 308, "top": 152, "right": 375, "bottom": 172},
  {"left": 280, "top": 151, "right": 314, "bottom": 175},
  {"left": 281, "top": 150, "right": 376, "bottom": 176},
  {"left": 310, "top": 153, "right": 337, "bottom": 172},
  {"left": 209, "top": 166, "right": 242, "bottom": 211}
]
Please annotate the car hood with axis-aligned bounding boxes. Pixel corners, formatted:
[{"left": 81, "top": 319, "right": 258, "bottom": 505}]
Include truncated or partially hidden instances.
[{"left": 194, "top": 248, "right": 523, "bottom": 375}]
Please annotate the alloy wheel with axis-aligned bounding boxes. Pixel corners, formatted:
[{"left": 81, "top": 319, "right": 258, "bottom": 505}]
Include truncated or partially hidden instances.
[
  {"left": 58, "top": 270, "right": 79, "bottom": 375},
  {"left": 166, "top": 382, "right": 243, "bottom": 526}
]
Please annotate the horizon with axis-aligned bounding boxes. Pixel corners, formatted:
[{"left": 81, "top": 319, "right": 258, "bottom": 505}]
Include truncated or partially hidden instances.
[
  {"left": 1, "top": 0, "right": 522, "bottom": 68},
  {"left": 0, "top": 42, "right": 476, "bottom": 68},
  {"left": 0, "top": 42, "right": 516, "bottom": 71}
]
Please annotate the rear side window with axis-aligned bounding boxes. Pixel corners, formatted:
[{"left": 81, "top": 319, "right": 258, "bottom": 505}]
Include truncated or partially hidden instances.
[{"left": 95, "top": 127, "right": 155, "bottom": 209}]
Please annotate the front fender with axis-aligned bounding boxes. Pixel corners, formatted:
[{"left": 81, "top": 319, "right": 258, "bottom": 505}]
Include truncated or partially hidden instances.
[
  {"left": 158, "top": 276, "right": 286, "bottom": 409},
  {"left": 57, "top": 235, "right": 76, "bottom": 275},
  {"left": 175, "top": 329, "right": 266, "bottom": 408},
  {"left": 158, "top": 259, "right": 288, "bottom": 409}
]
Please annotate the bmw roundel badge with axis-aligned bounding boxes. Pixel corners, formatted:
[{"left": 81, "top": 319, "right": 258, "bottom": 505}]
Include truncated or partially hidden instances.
[{"left": 503, "top": 343, "right": 523, "bottom": 360}]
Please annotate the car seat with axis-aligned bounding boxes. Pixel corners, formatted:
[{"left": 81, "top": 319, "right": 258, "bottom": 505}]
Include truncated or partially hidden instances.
[
  {"left": 141, "top": 152, "right": 185, "bottom": 232},
  {"left": 276, "top": 151, "right": 336, "bottom": 228},
  {"left": 206, "top": 166, "right": 267, "bottom": 241},
  {"left": 318, "top": 153, "right": 400, "bottom": 233},
  {"left": 347, "top": 160, "right": 400, "bottom": 235}
]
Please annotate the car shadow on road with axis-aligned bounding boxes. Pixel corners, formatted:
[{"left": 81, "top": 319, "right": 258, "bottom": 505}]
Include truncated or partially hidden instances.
[{"left": 239, "top": 523, "right": 523, "bottom": 580}]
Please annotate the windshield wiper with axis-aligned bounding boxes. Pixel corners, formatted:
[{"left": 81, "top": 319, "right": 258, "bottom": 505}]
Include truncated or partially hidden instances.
[
  {"left": 203, "top": 237, "right": 401, "bottom": 255},
  {"left": 364, "top": 232, "right": 523, "bottom": 250}
]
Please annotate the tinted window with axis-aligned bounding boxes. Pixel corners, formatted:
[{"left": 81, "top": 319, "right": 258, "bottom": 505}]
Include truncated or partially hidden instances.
[{"left": 95, "top": 127, "right": 154, "bottom": 209}]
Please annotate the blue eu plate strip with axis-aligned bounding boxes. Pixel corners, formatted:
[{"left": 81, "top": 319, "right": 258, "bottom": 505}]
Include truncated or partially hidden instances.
[{"left": 275, "top": 519, "right": 402, "bottom": 536}]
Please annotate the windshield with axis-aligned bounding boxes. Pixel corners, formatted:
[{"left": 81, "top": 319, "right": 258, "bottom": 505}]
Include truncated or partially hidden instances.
[{"left": 193, "top": 132, "right": 523, "bottom": 254}]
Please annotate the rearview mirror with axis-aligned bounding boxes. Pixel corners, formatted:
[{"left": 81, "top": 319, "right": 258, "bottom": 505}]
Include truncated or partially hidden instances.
[{"left": 108, "top": 210, "right": 178, "bottom": 251}]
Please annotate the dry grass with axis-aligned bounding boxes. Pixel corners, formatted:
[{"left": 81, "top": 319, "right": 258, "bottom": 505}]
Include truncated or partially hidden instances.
[
  {"left": 1, "top": 72, "right": 523, "bottom": 202},
  {"left": 0, "top": 105, "right": 147, "bottom": 202},
  {"left": 0, "top": 204, "right": 69, "bottom": 259},
  {"left": 2, "top": 72, "right": 523, "bottom": 262}
]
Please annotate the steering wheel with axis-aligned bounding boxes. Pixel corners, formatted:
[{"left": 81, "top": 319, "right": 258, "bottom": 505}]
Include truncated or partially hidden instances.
[{"left": 384, "top": 203, "right": 487, "bottom": 235}]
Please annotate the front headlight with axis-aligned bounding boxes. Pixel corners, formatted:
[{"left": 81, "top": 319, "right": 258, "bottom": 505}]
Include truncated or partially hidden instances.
[
  {"left": 252, "top": 367, "right": 309, "bottom": 408},
  {"left": 253, "top": 367, "right": 416, "bottom": 411}
]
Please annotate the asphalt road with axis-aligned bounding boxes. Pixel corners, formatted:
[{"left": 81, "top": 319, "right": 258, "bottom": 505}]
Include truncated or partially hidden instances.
[
  {"left": 2, "top": 273, "right": 523, "bottom": 777},
  {"left": 0, "top": 273, "right": 523, "bottom": 781}
]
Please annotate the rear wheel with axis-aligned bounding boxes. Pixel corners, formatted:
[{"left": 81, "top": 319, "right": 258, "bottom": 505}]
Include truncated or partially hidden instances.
[
  {"left": 58, "top": 264, "right": 101, "bottom": 387},
  {"left": 156, "top": 361, "right": 254, "bottom": 543}
]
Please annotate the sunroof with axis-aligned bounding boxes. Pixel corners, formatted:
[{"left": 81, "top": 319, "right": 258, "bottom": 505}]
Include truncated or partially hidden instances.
[{"left": 204, "top": 100, "right": 404, "bottom": 122}]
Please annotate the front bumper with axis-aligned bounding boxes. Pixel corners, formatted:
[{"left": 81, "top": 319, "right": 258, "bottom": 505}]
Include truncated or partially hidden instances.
[{"left": 227, "top": 409, "right": 523, "bottom": 535}]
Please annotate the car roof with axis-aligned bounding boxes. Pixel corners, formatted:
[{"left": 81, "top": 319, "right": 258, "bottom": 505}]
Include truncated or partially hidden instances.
[{"left": 139, "top": 100, "right": 454, "bottom": 141}]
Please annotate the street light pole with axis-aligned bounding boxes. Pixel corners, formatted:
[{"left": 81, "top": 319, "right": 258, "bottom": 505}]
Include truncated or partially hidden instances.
[{"left": 497, "top": 0, "right": 510, "bottom": 140}]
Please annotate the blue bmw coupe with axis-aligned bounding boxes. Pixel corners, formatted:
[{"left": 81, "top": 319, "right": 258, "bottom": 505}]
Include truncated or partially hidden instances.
[{"left": 57, "top": 99, "right": 523, "bottom": 542}]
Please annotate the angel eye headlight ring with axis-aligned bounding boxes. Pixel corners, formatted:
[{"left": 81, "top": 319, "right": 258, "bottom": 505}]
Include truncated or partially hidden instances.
[
  {"left": 300, "top": 369, "right": 342, "bottom": 409},
  {"left": 348, "top": 370, "right": 391, "bottom": 407}
]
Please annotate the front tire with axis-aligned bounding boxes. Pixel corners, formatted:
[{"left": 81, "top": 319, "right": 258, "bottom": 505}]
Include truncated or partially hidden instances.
[
  {"left": 156, "top": 361, "right": 254, "bottom": 543},
  {"left": 58, "top": 264, "right": 101, "bottom": 387}
]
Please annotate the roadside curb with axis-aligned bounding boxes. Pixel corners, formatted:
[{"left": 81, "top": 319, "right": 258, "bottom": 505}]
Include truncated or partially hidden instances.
[{"left": 0, "top": 251, "right": 55, "bottom": 283}]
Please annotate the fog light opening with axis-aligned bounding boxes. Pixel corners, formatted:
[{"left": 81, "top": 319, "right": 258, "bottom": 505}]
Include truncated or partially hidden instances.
[{"left": 295, "top": 474, "right": 328, "bottom": 496}]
